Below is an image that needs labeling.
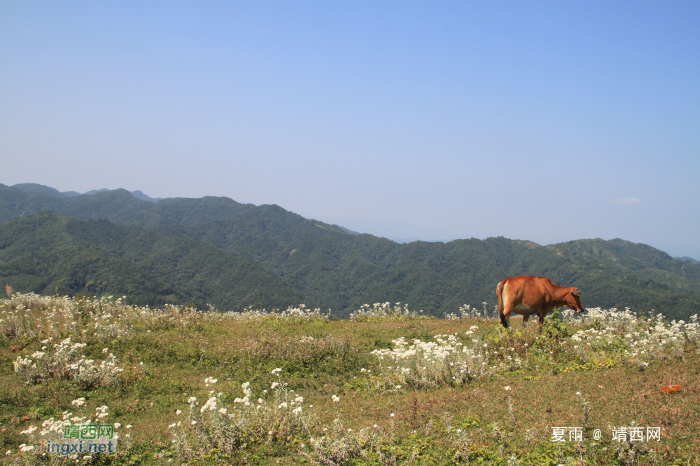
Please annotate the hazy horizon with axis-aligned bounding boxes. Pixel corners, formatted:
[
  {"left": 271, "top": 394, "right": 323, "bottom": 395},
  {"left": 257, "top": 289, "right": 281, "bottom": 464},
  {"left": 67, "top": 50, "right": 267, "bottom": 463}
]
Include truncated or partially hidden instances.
[{"left": 2, "top": 2, "right": 698, "bottom": 260}]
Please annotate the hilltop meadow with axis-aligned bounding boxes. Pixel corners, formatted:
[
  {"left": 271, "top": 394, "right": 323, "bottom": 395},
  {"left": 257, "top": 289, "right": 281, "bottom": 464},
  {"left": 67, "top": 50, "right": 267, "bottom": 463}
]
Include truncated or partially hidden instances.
[{"left": 1, "top": 294, "right": 699, "bottom": 465}]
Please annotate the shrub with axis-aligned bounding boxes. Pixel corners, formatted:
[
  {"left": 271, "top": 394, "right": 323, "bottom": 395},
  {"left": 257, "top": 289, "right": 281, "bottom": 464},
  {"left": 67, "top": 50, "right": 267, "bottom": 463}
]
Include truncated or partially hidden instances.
[
  {"left": 169, "top": 371, "right": 316, "bottom": 461},
  {"left": 350, "top": 302, "right": 424, "bottom": 322},
  {"left": 305, "top": 417, "right": 380, "bottom": 465},
  {"left": 13, "top": 337, "right": 123, "bottom": 387},
  {"left": 370, "top": 329, "right": 493, "bottom": 389},
  {"left": 12, "top": 399, "right": 131, "bottom": 465},
  {"left": 570, "top": 311, "right": 700, "bottom": 367}
]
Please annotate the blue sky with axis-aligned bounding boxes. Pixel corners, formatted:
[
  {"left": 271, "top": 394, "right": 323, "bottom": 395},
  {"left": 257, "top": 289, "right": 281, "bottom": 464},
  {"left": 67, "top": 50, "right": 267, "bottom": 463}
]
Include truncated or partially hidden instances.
[{"left": 2, "top": 2, "right": 699, "bottom": 258}]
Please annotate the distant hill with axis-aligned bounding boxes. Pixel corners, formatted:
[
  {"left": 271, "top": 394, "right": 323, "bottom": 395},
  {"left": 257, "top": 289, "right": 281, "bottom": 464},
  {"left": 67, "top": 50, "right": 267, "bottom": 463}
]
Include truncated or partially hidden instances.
[
  {"left": 676, "top": 256, "right": 700, "bottom": 264},
  {"left": 1, "top": 183, "right": 699, "bottom": 320},
  {"left": 554, "top": 239, "right": 700, "bottom": 294},
  {"left": 12, "top": 183, "right": 81, "bottom": 198},
  {"left": 130, "top": 190, "right": 162, "bottom": 202},
  {"left": 12, "top": 183, "right": 162, "bottom": 203},
  {"left": 0, "top": 212, "right": 302, "bottom": 309},
  {"left": 82, "top": 188, "right": 110, "bottom": 196}
]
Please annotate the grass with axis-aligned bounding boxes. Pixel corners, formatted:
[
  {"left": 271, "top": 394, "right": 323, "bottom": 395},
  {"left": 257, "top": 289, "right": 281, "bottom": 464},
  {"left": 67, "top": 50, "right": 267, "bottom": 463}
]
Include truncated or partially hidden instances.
[{"left": 1, "top": 294, "right": 699, "bottom": 465}]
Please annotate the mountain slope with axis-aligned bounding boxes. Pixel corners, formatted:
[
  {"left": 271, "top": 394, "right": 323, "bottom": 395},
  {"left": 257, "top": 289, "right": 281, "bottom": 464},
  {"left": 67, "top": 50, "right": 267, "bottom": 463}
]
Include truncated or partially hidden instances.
[
  {"left": 0, "top": 212, "right": 303, "bottom": 309},
  {"left": 1, "top": 183, "right": 699, "bottom": 319},
  {"left": 157, "top": 216, "right": 700, "bottom": 319},
  {"left": 554, "top": 239, "right": 700, "bottom": 293}
]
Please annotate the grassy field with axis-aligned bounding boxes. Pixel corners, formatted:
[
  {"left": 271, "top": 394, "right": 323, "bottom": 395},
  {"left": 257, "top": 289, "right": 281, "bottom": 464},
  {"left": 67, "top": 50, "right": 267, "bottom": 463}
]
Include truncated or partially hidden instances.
[{"left": 1, "top": 295, "right": 698, "bottom": 465}]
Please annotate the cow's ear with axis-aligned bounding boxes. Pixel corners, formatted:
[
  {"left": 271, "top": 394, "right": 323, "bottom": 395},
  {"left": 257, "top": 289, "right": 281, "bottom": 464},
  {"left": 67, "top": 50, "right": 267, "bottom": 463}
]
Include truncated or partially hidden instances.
[{"left": 571, "top": 289, "right": 581, "bottom": 297}]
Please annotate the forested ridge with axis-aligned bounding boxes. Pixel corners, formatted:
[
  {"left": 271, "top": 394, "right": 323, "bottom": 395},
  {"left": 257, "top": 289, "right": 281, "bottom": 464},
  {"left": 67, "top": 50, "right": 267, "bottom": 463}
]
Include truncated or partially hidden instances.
[
  {"left": 0, "top": 212, "right": 302, "bottom": 310},
  {"left": 2, "top": 183, "right": 699, "bottom": 320}
]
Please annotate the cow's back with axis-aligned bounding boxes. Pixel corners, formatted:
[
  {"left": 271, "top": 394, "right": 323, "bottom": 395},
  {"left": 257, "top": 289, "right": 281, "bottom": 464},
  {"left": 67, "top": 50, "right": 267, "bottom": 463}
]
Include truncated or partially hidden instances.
[{"left": 499, "top": 276, "right": 554, "bottom": 311}]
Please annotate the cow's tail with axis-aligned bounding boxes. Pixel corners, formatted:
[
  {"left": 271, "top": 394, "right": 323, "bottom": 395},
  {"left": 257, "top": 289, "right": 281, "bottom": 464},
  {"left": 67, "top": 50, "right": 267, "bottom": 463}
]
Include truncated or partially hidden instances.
[{"left": 496, "top": 279, "right": 507, "bottom": 327}]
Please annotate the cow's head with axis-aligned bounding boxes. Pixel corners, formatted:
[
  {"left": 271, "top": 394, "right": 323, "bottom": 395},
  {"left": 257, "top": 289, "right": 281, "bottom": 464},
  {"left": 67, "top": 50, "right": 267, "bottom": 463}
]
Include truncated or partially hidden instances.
[{"left": 566, "top": 288, "right": 584, "bottom": 313}]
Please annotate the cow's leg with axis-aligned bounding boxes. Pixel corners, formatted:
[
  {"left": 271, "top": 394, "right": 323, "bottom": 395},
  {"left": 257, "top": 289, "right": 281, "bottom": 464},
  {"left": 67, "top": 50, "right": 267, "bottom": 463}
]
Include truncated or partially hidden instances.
[
  {"left": 522, "top": 314, "right": 530, "bottom": 329},
  {"left": 500, "top": 304, "right": 513, "bottom": 329},
  {"left": 537, "top": 313, "right": 546, "bottom": 334}
]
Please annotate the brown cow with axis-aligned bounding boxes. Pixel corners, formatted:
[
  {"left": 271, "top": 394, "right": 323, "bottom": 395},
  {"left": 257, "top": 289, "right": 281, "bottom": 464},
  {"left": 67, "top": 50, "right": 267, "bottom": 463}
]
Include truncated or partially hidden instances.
[{"left": 496, "top": 276, "right": 584, "bottom": 329}]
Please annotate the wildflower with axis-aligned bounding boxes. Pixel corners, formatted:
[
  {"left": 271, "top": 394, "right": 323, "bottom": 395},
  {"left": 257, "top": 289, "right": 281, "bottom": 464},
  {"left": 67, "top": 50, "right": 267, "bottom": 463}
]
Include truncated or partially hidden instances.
[
  {"left": 390, "top": 413, "right": 395, "bottom": 417},
  {"left": 278, "top": 402, "right": 288, "bottom": 409},
  {"left": 271, "top": 382, "right": 279, "bottom": 390},
  {"left": 72, "top": 398, "right": 86, "bottom": 407},
  {"left": 188, "top": 397, "right": 197, "bottom": 404},
  {"left": 176, "top": 410, "right": 182, "bottom": 415},
  {"left": 504, "top": 386, "right": 511, "bottom": 391},
  {"left": 271, "top": 368, "right": 282, "bottom": 375},
  {"left": 20, "top": 426, "right": 38, "bottom": 435},
  {"left": 332, "top": 395, "right": 340, "bottom": 403}
]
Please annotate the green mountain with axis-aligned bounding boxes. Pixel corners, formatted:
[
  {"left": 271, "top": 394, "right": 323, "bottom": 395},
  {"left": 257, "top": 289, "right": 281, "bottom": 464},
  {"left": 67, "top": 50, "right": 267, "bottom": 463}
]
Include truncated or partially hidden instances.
[
  {"left": 11, "top": 183, "right": 81, "bottom": 198},
  {"left": 2, "top": 183, "right": 699, "bottom": 320},
  {"left": 11, "top": 183, "right": 162, "bottom": 202},
  {"left": 554, "top": 239, "right": 700, "bottom": 293},
  {"left": 0, "top": 212, "right": 302, "bottom": 310}
]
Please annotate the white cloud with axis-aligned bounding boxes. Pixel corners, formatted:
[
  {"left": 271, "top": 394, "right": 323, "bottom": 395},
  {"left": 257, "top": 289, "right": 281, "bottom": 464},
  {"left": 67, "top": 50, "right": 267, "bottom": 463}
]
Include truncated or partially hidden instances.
[{"left": 611, "top": 197, "right": 640, "bottom": 205}]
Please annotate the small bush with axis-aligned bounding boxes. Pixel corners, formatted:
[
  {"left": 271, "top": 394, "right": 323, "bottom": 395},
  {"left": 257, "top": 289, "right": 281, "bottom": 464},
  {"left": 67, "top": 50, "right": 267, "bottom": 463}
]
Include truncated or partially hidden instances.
[
  {"left": 169, "top": 371, "right": 315, "bottom": 461},
  {"left": 13, "top": 337, "right": 123, "bottom": 387},
  {"left": 370, "top": 329, "right": 493, "bottom": 389},
  {"left": 350, "top": 302, "right": 424, "bottom": 322}
]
